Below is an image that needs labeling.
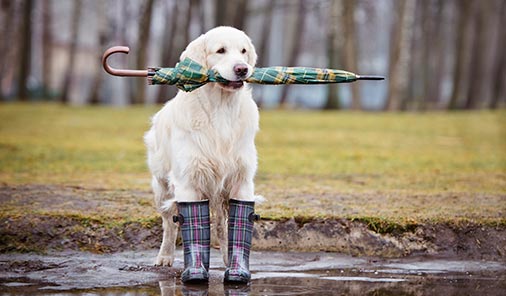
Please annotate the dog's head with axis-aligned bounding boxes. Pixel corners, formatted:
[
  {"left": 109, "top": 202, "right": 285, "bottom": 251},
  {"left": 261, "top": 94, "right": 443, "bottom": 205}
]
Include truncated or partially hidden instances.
[{"left": 180, "top": 26, "right": 257, "bottom": 91}]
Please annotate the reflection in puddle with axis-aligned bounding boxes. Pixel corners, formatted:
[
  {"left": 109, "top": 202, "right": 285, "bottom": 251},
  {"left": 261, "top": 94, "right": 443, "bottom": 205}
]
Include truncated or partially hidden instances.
[
  {"left": 2, "top": 271, "right": 505, "bottom": 296},
  {"left": 157, "top": 274, "right": 505, "bottom": 296}
]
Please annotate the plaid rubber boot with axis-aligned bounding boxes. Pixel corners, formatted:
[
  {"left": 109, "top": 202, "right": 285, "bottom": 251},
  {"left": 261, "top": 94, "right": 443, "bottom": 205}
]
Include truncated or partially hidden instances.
[
  {"left": 224, "top": 199, "right": 259, "bottom": 283},
  {"left": 175, "top": 200, "right": 211, "bottom": 283}
]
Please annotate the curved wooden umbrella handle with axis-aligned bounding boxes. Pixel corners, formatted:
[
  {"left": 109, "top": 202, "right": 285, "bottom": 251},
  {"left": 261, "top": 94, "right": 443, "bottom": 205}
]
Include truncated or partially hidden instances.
[{"left": 102, "top": 46, "right": 148, "bottom": 77}]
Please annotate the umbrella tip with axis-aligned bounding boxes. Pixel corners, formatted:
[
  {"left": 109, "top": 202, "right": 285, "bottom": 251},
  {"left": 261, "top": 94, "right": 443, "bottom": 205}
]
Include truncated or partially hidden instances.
[{"left": 357, "top": 75, "right": 385, "bottom": 80}]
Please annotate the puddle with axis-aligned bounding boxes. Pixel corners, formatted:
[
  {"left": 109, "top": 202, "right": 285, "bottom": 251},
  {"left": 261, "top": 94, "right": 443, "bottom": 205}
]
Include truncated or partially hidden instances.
[{"left": 1, "top": 249, "right": 505, "bottom": 295}]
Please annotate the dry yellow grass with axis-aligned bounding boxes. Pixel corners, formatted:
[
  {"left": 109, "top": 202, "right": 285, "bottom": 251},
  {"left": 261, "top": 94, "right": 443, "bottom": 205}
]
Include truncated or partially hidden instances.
[{"left": 0, "top": 103, "right": 505, "bottom": 224}]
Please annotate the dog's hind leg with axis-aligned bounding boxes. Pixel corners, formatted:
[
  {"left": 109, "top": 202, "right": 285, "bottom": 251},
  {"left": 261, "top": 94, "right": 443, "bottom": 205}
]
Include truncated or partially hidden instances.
[
  {"left": 157, "top": 205, "right": 178, "bottom": 266},
  {"left": 153, "top": 177, "right": 178, "bottom": 266}
]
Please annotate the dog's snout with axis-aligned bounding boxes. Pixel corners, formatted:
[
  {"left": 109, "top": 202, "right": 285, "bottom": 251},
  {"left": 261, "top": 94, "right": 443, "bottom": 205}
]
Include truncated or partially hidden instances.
[{"left": 234, "top": 64, "right": 248, "bottom": 78}]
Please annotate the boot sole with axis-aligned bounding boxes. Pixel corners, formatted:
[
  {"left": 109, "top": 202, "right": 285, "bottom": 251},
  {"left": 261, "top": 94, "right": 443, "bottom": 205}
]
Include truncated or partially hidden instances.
[
  {"left": 182, "top": 275, "right": 209, "bottom": 284},
  {"left": 224, "top": 275, "right": 250, "bottom": 284}
]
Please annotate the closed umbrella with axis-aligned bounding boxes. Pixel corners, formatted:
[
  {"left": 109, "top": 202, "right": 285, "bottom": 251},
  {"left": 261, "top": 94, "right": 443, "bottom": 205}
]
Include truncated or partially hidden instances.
[{"left": 103, "top": 46, "right": 384, "bottom": 92}]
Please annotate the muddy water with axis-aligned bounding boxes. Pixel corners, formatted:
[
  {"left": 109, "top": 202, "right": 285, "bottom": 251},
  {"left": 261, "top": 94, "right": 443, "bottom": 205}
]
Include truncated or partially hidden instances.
[{"left": 1, "top": 250, "right": 505, "bottom": 295}]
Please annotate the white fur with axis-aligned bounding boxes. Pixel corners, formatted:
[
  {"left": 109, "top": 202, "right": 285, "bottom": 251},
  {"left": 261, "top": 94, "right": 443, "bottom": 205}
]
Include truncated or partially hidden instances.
[{"left": 144, "top": 27, "right": 261, "bottom": 266}]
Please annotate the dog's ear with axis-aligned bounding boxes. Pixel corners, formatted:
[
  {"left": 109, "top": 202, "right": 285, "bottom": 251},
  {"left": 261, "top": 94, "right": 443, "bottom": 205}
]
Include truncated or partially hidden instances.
[
  {"left": 246, "top": 37, "right": 258, "bottom": 68},
  {"left": 180, "top": 34, "right": 207, "bottom": 67}
]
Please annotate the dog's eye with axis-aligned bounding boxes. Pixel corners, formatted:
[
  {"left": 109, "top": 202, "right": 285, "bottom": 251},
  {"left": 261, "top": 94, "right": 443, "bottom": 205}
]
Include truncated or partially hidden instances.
[
  {"left": 241, "top": 48, "right": 247, "bottom": 54},
  {"left": 216, "top": 47, "right": 226, "bottom": 54}
]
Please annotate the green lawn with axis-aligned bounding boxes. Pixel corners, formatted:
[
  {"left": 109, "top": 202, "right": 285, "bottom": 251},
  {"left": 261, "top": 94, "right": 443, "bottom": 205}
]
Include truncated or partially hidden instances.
[{"left": 1, "top": 103, "right": 505, "bottom": 224}]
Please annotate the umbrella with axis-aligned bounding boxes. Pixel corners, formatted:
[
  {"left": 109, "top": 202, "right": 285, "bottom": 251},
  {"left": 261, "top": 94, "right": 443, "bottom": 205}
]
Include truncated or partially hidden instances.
[{"left": 103, "top": 46, "right": 384, "bottom": 92}]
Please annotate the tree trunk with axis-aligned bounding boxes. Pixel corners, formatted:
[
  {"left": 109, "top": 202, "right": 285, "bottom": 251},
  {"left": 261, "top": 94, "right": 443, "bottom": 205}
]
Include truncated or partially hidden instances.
[
  {"left": 402, "top": 0, "right": 423, "bottom": 111},
  {"left": 448, "top": 0, "right": 473, "bottom": 110},
  {"left": 166, "top": 0, "right": 194, "bottom": 102},
  {"left": 88, "top": 1, "right": 108, "bottom": 105},
  {"left": 17, "top": 0, "right": 33, "bottom": 101},
  {"left": 156, "top": 0, "right": 179, "bottom": 104},
  {"left": 255, "top": 1, "right": 275, "bottom": 108},
  {"left": 464, "top": 3, "right": 484, "bottom": 110},
  {"left": 233, "top": 0, "right": 248, "bottom": 30},
  {"left": 41, "top": 0, "right": 52, "bottom": 99},
  {"left": 489, "top": 1, "right": 506, "bottom": 109},
  {"left": 131, "top": 0, "right": 155, "bottom": 105},
  {"left": 186, "top": 0, "right": 195, "bottom": 45},
  {"left": 476, "top": 0, "right": 502, "bottom": 109},
  {"left": 428, "top": 0, "right": 445, "bottom": 109},
  {"left": 198, "top": 0, "right": 206, "bottom": 33},
  {"left": 61, "top": 0, "right": 82, "bottom": 104},
  {"left": 419, "top": 1, "right": 431, "bottom": 111},
  {"left": 279, "top": 0, "right": 306, "bottom": 108},
  {"left": 257, "top": 1, "right": 274, "bottom": 67},
  {"left": 419, "top": 0, "right": 446, "bottom": 110},
  {"left": 215, "top": 0, "right": 227, "bottom": 26},
  {"left": 0, "top": 0, "right": 16, "bottom": 100},
  {"left": 341, "top": 0, "right": 361, "bottom": 110},
  {"left": 384, "top": 0, "right": 415, "bottom": 111},
  {"left": 324, "top": 0, "right": 342, "bottom": 110}
]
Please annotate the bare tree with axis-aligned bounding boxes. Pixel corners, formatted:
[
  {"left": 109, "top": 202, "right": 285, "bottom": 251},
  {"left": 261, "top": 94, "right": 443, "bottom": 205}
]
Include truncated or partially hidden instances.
[
  {"left": 17, "top": 0, "right": 33, "bottom": 101},
  {"left": 185, "top": 0, "right": 194, "bottom": 47},
  {"left": 254, "top": 1, "right": 275, "bottom": 108},
  {"left": 158, "top": 0, "right": 196, "bottom": 103},
  {"left": 341, "top": 0, "right": 361, "bottom": 110},
  {"left": 257, "top": 1, "right": 275, "bottom": 67},
  {"left": 88, "top": 1, "right": 108, "bottom": 105},
  {"left": 448, "top": 0, "right": 474, "bottom": 110},
  {"left": 489, "top": 0, "right": 506, "bottom": 109},
  {"left": 198, "top": 0, "right": 206, "bottom": 33},
  {"left": 41, "top": 0, "right": 52, "bottom": 99},
  {"left": 464, "top": 3, "right": 486, "bottom": 109},
  {"left": 233, "top": 0, "right": 248, "bottom": 30},
  {"left": 215, "top": 0, "right": 246, "bottom": 28},
  {"left": 279, "top": 0, "right": 306, "bottom": 108},
  {"left": 0, "top": 0, "right": 17, "bottom": 100},
  {"left": 61, "top": 0, "right": 82, "bottom": 104},
  {"left": 403, "top": 0, "right": 422, "bottom": 110},
  {"left": 215, "top": 0, "right": 228, "bottom": 26},
  {"left": 473, "top": 0, "right": 502, "bottom": 109},
  {"left": 131, "top": 0, "right": 155, "bottom": 104},
  {"left": 156, "top": 0, "right": 179, "bottom": 104},
  {"left": 384, "top": 0, "right": 415, "bottom": 111},
  {"left": 428, "top": 0, "right": 446, "bottom": 109},
  {"left": 324, "top": 0, "right": 342, "bottom": 110}
]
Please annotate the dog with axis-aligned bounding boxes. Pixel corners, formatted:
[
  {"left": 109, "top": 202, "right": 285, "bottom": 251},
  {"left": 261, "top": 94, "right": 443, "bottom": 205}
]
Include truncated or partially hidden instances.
[{"left": 144, "top": 26, "right": 262, "bottom": 268}]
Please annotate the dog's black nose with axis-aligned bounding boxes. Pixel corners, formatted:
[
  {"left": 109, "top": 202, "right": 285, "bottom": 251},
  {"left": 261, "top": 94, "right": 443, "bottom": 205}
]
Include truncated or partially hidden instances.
[{"left": 234, "top": 64, "right": 248, "bottom": 78}]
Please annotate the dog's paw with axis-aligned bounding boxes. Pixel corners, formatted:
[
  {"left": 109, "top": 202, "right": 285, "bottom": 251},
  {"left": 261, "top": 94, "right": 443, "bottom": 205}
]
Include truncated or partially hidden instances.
[{"left": 155, "top": 255, "right": 174, "bottom": 267}]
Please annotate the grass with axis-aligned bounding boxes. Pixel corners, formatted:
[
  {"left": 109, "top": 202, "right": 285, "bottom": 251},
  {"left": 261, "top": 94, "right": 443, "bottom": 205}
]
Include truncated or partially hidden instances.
[{"left": 0, "top": 103, "right": 505, "bottom": 224}]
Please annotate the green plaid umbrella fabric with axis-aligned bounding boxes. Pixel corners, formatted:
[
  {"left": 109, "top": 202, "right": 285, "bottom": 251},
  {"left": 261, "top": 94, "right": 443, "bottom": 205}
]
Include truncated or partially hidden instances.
[{"left": 149, "top": 58, "right": 380, "bottom": 92}]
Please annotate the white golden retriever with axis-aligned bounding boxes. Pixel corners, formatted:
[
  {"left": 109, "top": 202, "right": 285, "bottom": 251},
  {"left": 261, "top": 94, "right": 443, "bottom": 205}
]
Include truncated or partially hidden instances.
[{"left": 144, "top": 26, "right": 262, "bottom": 266}]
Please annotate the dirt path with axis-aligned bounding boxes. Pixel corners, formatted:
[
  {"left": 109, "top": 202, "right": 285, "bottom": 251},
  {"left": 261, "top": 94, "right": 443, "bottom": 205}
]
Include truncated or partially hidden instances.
[{"left": 1, "top": 185, "right": 505, "bottom": 260}]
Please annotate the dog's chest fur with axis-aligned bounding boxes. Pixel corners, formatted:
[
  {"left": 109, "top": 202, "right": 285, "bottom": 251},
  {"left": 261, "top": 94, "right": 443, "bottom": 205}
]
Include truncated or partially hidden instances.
[{"left": 176, "top": 87, "right": 257, "bottom": 196}]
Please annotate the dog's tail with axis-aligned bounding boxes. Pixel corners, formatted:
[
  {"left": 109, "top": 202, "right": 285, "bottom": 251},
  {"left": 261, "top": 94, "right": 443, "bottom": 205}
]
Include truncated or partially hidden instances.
[
  {"left": 254, "top": 194, "right": 266, "bottom": 204},
  {"left": 160, "top": 199, "right": 177, "bottom": 213}
]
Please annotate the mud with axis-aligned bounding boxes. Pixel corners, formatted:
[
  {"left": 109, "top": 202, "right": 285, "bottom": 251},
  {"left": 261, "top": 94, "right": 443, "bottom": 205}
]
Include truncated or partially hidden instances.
[
  {"left": 1, "top": 185, "right": 505, "bottom": 260},
  {"left": 1, "top": 249, "right": 505, "bottom": 295},
  {"left": 254, "top": 218, "right": 506, "bottom": 260}
]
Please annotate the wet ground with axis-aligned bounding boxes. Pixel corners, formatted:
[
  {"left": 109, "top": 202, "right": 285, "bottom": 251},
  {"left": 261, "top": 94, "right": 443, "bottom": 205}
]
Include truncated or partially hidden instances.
[{"left": 1, "top": 249, "right": 505, "bottom": 295}]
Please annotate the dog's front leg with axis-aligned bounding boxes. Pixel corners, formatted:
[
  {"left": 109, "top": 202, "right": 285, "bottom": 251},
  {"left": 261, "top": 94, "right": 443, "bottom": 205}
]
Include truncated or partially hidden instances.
[{"left": 224, "top": 178, "right": 260, "bottom": 283}]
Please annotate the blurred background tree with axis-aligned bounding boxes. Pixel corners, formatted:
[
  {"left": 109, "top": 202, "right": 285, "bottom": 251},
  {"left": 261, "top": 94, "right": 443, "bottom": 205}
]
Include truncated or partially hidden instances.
[{"left": 0, "top": 0, "right": 504, "bottom": 110}]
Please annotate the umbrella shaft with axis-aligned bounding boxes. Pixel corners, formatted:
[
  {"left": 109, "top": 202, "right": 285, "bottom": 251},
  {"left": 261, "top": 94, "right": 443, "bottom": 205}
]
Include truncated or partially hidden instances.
[{"left": 357, "top": 75, "right": 385, "bottom": 80}]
